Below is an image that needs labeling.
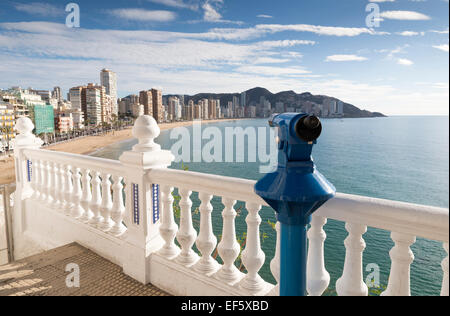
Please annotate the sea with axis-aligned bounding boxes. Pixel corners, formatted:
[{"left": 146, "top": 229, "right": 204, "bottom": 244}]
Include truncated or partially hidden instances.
[{"left": 91, "top": 116, "right": 449, "bottom": 296}]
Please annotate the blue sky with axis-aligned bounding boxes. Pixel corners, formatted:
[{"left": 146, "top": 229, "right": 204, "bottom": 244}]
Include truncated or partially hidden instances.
[{"left": 0, "top": 0, "right": 448, "bottom": 115}]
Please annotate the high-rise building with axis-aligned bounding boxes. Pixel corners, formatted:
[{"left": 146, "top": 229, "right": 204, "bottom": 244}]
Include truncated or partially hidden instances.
[
  {"left": 168, "top": 96, "right": 182, "bottom": 121},
  {"left": 52, "top": 87, "right": 62, "bottom": 102},
  {"left": 85, "top": 84, "right": 103, "bottom": 126},
  {"left": 139, "top": 90, "right": 153, "bottom": 116},
  {"left": 337, "top": 101, "right": 344, "bottom": 115},
  {"left": 151, "top": 89, "right": 164, "bottom": 123},
  {"left": 100, "top": 69, "right": 118, "bottom": 115},
  {"left": 240, "top": 92, "right": 246, "bottom": 107}
]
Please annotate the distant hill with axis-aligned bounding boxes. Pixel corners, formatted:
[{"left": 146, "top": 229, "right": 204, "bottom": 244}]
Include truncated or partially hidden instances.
[{"left": 165, "top": 87, "right": 386, "bottom": 118}]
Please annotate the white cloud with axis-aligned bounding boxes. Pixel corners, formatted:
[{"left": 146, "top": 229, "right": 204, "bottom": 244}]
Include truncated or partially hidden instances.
[
  {"left": 397, "top": 31, "right": 424, "bottom": 36},
  {"left": 202, "top": 2, "right": 222, "bottom": 21},
  {"left": 256, "top": 24, "right": 383, "bottom": 37},
  {"left": 257, "top": 15, "right": 273, "bottom": 19},
  {"left": 369, "top": 0, "right": 395, "bottom": 2},
  {"left": 380, "top": 11, "right": 431, "bottom": 20},
  {"left": 14, "top": 2, "right": 62, "bottom": 17},
  {"left": 147, "top": 0, "right": 199, "bottom": 10},
  {"left": 256, "top": 40, "right": 316, "bottom": 47},
  {"left": 325, "top": 55, "right": 368, "bottom": 62},
  {"left": 397, "top": 58, "right": 414, "bottom": 66},
  {"left": 109, "top": 9, "right": 177, "bottom": 22},
  {"left": 433, "top": 44, "right": 449, "bottom": 52}
]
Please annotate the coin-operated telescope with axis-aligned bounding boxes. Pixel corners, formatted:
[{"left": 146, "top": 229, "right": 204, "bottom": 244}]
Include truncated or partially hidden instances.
[{"left": 255, "top": 113, "right": 336, "bottom": 296}]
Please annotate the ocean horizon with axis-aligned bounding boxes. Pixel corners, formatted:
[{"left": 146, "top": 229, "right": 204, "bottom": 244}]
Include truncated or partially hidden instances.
[{"left": 92, "top": 116, "right": 449, "bottom": 296}]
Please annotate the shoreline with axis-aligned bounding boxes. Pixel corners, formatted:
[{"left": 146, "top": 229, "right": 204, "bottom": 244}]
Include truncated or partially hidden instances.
[{"left": 0, "top": 118, "right": 247, "bottom": 185}]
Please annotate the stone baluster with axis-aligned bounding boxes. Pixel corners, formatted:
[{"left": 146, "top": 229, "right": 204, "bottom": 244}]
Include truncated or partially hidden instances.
[
  {"left": 57, "top": 163, "right": 66, "bottom": 212},
  {"left": 51, "top": 162, "right": 61, "bottom": 208},
  {"left": 158, "top": 185, "right": 180, "bottom": 259},
  {"left": 269, "top": 221, "right": 281, "bottom": 296},
  {"left": 307, "top": 216, "right": 330, "bottom": 296},
  {"left": 31, "top": 159, "right": 40, "bottom": 200},
  {"left": 99, "top": 173, "right": 113, "bottom": 231},
  {"left": 194, "top": 193, "right": 219, "bottom": 274},
  {"left": 110, "top": 175, "right": 126, "bottom": 236},
  {"left": 63, "top": 165, "right": 74, "bottom": 215},
  {"left": 175, "top": 189, "right": 198, "bottom": 265},
  {"left": 45, "top": 160, "right": 55, "bottom": 206},
  {"left": 79, "top": 169, "right": 93, "bottom": 223},
  {"left": 70, "top": 167, "right": 84, "bottom": 219},
  {"left": 239, "top": 203, "right": 266, "bottom": 295},
  {"left": 39, "top": 160, "right": 48, "bottom": 202},
  {"left": 336, "top": 223, "right": 368, "bottom": 296},
  {"left": 441, "top": 243, "right": 449, "bottom": 296},
  {"left": 381, "top": 232, "right": 416, "bottom": 296},
  {"left": 88, "top": 171, "right": 103, "bottom": 226},
  {"left": 216, "top": 197, "right": 241, "bottom": 284}
]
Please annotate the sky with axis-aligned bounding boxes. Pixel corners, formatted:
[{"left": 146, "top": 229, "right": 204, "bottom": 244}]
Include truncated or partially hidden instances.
[{"left": 0, "top": 0, "right": 448, "bottom": 115}]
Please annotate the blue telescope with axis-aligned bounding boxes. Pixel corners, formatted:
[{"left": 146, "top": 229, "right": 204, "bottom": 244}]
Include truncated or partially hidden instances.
[{"left": 254, "top": 113, "right": 335, "bottom": 296}]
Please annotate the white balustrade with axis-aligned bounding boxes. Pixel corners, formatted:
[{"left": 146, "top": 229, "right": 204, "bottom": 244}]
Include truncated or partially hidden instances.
[
  {"left": 57, "top": 163, "right": 66, "bottom": 212},
  {"left": 110, "top": 175, "right": 126, "bottom": 236},
  {"left": 89, "top": 171, "right": 103, "bottom": 226},
  {"left": 63, "top": 165, "right": 73, "bottom": 215},
  {"left": 30, "top": 159, "right": 40, "bottom": 200},
  {"left": 381, "top": 232, "right": 416, "bottom": 296},
  {"left": 45, "top": 160, "right": 55, "bottom": 206},
  {"left": 79, "top": 169, "right": 93, "bottom": 223},
  {"left": 158, "top": 185, "right": 180, "bottom": 259},
  {"left": 336, "top": 222, "right": 368, "bottom": 296},
  {"left": 216, "top": 197, "right": 241, "bottom": 284},
  {"left": 70, "top": 167, "right": 84, "bottom": 219},
  {"left": 194, "top": 193, "right": 219, "bottom": 274},
  {"left": 99, "top": 173, "right": 113, "bottom": 231},
  {"left": 39, "top": 159, "right": 47, "bottom": 202},
  {"left": 175, "top": 189, "right": 199, "bottom": 265},
  {"left": 52, "top": 162, "right": 61, "bottom": 208},
  {"left": 441, "top": 243, "right": 449, "bottom": 296},
  {"left": 239, "top": 203, "right": 266, "bottom": 295},
  {"left": 307, "top": 216, "right": 330, "bottom": 296},
  {"left": 269, "top": 221, "right": 281, "bottom": 296}
]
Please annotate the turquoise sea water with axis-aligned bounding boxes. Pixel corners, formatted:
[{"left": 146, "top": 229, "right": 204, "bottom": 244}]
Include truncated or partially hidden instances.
[{"left": 92, "top": 116, "right": 449, "bottom": 296}]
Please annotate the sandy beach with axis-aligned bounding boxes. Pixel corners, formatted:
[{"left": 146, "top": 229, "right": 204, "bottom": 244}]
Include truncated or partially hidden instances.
[{"left": 0, "top": 119, "right": 243, "bottom": 185}]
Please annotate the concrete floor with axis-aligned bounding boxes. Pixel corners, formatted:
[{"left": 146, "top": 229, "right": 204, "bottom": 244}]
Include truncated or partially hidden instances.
[{"left": 0, "top": 243, "right": 169, "bottom": 296}]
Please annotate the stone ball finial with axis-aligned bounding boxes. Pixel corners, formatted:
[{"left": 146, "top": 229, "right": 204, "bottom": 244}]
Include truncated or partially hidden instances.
[
  {"left": 15, "top": 117, "right": 34, "bottom": 135},
  {"left": 132, "top": 115, "right": 161, "bottom": 152}
]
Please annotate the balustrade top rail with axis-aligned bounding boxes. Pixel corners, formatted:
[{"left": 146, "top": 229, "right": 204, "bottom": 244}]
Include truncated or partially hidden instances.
[
  {"left": 149, "top": 168, "right": 449, "bottom": 243},
  {"left": 23, "top": 148, "right": 123, "bottom": 176}
]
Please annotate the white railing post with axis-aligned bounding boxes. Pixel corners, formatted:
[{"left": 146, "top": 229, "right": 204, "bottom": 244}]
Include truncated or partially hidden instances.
[
  {"left": 63, "top": 165, "right": 73, "bottom": 216},
  {"left": 79, "top": 169, "right": 93, "bottom": 223},
  {"left": 307, "top": 216, "right": 330, "bottom": 296},
  {"left": 12, "top": 117, "right": 43, "bottom": 234},
  {"left": 239, "top": 202, "right": 266, "bottom": 295},
  {"left": 119, "top": 115, "right": 174, "bottom": 284},
  {"left": 110, "top": 175, "right": 126, "bottom": 236},
  {"left": 98, "top": 173, "right": 113, "bottom": 231},
  {"left": 175, "top": 188, "right": 199, "bottom": 266},
  {"left": 268, "top": 221, "right": 281, "bottom": 296},
  {"left": 52, "top": 162, "right": 61, "bottom": 208},
  {"left": 194, "top": 193, "right": 219, "bottom": 274},
  {"left": 88, "top": 171, "right": 102, "bottom": 226},
  {"left": 57, "top": 163, "right": 66, "bottom": 212},
  {"left": 30, "top": 158, "right": 40, "bottom": 200},
  {"left": 336, "top": 222, "right": 368, "bottom": 296},
  {"left": 441, "top": 243, "right": 449, "bottom": 296},
  {"left": 216, "top": 197, "right": 241, "bottom": 284},
  {"left": 158, "top": 185, "right": 180, "bottom": 258},
  {"left": 70, "top": 167, "right": 84, "bottom": 219},
  {"left": 381, "top": 232, "right": 416, "bottom": 296}
]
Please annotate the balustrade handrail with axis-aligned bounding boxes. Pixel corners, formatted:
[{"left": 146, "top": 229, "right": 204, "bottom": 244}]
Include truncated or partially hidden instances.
[
  {"left": 148, "top": 168, "right": 269, "bottom": 206},
  {"left": 148, "top": 168, "right": 449, "bottom": 243},
  {"left": 22, "top": 148, "right": 123, "bottom": 176}
]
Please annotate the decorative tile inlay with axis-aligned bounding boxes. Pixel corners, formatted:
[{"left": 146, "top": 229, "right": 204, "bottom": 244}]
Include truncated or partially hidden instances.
[
  {"left": 132, "top": 183, "right": 140, "bottom": 225},
  {"left": 152, "top": 184, "right": 160, "bottom": 224},
  {"left": 27, "top": 160, "right": 32, "bottom": 182}
]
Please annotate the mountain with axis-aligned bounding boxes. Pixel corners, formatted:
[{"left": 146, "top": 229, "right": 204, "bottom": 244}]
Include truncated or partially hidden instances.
[{"left": 165, "top": 87, "right": 386, "bottom": 118}]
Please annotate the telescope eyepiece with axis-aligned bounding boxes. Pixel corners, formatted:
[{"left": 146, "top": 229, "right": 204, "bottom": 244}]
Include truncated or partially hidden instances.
[{"left": 295, "top": 115, "right": 322, "bottom": 142}]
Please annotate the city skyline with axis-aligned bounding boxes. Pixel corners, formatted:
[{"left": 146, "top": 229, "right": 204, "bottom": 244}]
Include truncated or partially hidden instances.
[{"left": 0, "top": 0, "right": 448, "bottom": 115}]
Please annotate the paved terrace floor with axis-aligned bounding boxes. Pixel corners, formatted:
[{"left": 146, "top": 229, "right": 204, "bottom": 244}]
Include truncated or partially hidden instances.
[{"left": 0, "top": 243, "right": 169, "bottom": 296}]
